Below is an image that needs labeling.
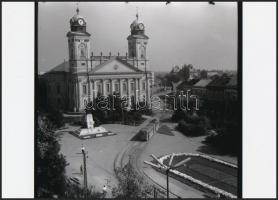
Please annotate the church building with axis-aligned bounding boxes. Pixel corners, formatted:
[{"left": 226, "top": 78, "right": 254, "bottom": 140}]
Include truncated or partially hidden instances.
[{"left": 41, "top": 8, "right": 154, "bottom": 112}]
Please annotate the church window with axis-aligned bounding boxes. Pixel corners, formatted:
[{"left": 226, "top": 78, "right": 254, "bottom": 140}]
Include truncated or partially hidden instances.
[
  {"left": 131, "top": 82, "right": 135, "bottom": 92},
  {"left": 79, "top": 43, "right": 86, "bottom": 58},
  {"left": 115, "top": 83, "right": 119, "bottom": 92},
  {"left": 106, "top": 83, "right": 110, "bottom": 93},
  {"left": 123, "top": 82, "right": 127, "bottom": 92},
  {"left": 97, "top": 84, "right": 101, "bottom": 93},
  {"left": 142, "top": 81, "right": 146, "bottom": 91},
  {"left": 83, "top": 85, "right": 87, "bottom": 95},
  {"left": 140, "top": 46, "right": 145, "bottom": 59},
  {"left": 81, "top": 62, "right": 86, "bottom": 66}
]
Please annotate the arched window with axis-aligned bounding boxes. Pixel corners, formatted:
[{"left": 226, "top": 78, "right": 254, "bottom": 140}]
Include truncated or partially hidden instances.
[
  {"left": 79, "top": 43, "right": 86, "bottom": 58},
  {"left": 140, "top": 45, "right": 145, "bottom": 59}
]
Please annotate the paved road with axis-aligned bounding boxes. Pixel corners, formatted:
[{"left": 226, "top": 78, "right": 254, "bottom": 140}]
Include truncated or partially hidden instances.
[
  {"left": 112, "top": 99, "right": 207, "bottom": 198},
  {"left": 58, "top": 123, "right": 137, "bottom": 197}
]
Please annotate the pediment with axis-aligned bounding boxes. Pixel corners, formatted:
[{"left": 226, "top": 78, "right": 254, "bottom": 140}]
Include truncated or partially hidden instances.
[{"left": 91, "top": 58, "right": 141, "bottom": 74}]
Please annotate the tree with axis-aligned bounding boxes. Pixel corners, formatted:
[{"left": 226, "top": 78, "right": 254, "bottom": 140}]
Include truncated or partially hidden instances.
[
  {"left": 112, "top": 160, "right": 152, "bottom": 198},
  {"left": 165, "top": 71, "right": 180, "bottom": 85},
  {"left": 204, "top": 121, "right": 240, "bottom": 155},
  {"left": 46, "top": 107, "right": 65, "bottom": 128},
  {"left": 38, "top": 79, "right": 48, "bottom": 112},
  {"left": 36, "top": 116, "right": 67, "bottom": 197},
  {"left": 178, "top": 64, "right": 191, "bottom": 81},
  {"left": 36, "top": 115, "right": 103, "bottom": 198}
]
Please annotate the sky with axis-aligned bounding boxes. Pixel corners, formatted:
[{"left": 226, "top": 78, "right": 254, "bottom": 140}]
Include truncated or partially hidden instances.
[{"left": 38, "top": 2, "right": 237, "bottom": 73}]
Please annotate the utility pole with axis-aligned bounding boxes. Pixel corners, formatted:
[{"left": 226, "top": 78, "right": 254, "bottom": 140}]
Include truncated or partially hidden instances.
[
  {"left": 81, "top": 147, "right": 88, "bottom": 199},
  {"left": 86, "top": 58, "right": 91, "bottom": 104},
  {"left": 166, "top": 169, "right": 169, "bottom": 199},
  {"left": 144, "top": 59, "right": 149, "bottom": 106}
]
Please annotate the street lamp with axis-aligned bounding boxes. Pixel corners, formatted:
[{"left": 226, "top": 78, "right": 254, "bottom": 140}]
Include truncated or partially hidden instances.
[
  {"left": 144, "top": 153, "right": 191, "bottom": 199},
  {"left": 81, "top": 146, "right": 88, "bottom": 199}
]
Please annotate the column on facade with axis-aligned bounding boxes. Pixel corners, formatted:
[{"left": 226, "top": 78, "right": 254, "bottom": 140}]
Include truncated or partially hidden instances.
[
  {"left": 91, "top": 79, "right": 95, "bottom": 100},
  {"left": 101, "top": 79, "right": 104, "bottom": 96},
  {"left": 111, "top": 79, "right": 114, "bottom": 95},
  {"left": 119, "top": 78, "right": 122, "bottom": 97},
  {"left": 127, "top": 78, "right": 131, "bottom": 106},
  {"left": 126, "top": 78, "right": 130, "bottom": 97},
  {"left": 138, "top": 78, "right": 141, "bottom": 102},
  {"left": 134, "top": 78, "right": 138, "bottom": 103}
]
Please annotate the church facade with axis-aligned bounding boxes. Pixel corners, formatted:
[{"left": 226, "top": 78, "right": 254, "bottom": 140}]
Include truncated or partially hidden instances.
[{"left": 41, "top": 8, "right": 154, "bottom": 112}]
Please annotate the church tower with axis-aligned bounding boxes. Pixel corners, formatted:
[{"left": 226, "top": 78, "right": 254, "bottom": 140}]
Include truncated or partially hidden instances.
[
  {"left": 67, "top": 8, "right": 91, "bottom": 73},
  {"left": 127, "top": 12, "right": 149, "bottom": 71}
]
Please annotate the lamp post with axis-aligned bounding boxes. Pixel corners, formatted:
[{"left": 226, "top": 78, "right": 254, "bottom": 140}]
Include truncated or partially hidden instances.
[
  {"left": 145, "top": 153, "right": 191, "bottom": 199},
  {"left": 81, "top": 146, "right": 88, "bottom": 199}
]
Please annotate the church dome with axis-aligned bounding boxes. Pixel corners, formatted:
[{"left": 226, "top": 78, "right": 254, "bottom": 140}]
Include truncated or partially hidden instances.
[
  {"left": 69, "top": 7, "right": 87, "bottom": 33},
  {"left": 70, "top": 8, "right": 86, "bottom": 26},
  {"left": 130, "top": 13, "right": 145, "bottom": 34}
]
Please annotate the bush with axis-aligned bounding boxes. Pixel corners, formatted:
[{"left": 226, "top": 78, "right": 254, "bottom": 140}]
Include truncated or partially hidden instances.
[
  {"left": 46, "top": 108, "right": 64, "bottom": 129},
  {"left": 171, "top": 110, "right": 186, "bottom": 121},
  {"left": 177, "top": 120, "right": 207, "bottom": 136},
  {"left": 204, "top": 121, "right": 240, "bottom": 155},
  {"left": 64, "top": 182, "right": 102, "bottom": 199},
  {"left": 113, "top": 160, "right": 152, "bottom": 198},
  {"left": 36, "top": 116, "right": 67, "bottom": 197}
]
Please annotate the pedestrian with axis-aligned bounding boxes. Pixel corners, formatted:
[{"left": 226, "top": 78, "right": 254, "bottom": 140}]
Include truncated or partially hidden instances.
[
  {"left": 80, "top": 164, "right": 83, "bottom": 174},
  {"left": 102, "top": 185, "right": 107, "bottom": 197}
]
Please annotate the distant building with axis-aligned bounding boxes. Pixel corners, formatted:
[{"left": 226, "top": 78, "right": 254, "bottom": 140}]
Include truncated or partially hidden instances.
[
  {"left": 192, "top": 79, "right": 214, "bottom": 98},
  {"left": 40, "top": 8, "right": 153, "bottom": 112},
  {"left": 224, "top": 75, "right": 237, "bottom": 101},
  {"left": 176, "top": 78, "right": 200, "bottom": 92},
  {"left": 207, "top": 70, "right": 223, "bottom": 78},
  {"left": 190, "top": 74, "right": 237, "bottom": 102}
]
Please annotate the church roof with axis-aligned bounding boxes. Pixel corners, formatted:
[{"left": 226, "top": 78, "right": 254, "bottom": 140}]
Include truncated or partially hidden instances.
[
  {"left": 127, "top": 34, "right": 149, "bottom": 40},
  {"left": 44, "top": 57, "right": 144, "bottom": 75},
  {"left": 89, "top": 57, "right": 143, "bottom": 74},
  {"left": 226, "top": 75, "right": 237, "bottom": 88},
  {"left": 45, "top": 61, "right": 70, "bottom": 74},
  {"left": 194, "top": 79, "right": 213, "bottom": 88}
]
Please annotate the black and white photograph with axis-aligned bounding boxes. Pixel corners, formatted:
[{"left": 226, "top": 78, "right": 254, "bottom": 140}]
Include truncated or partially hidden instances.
[
  {"left": 36, "top": 2, "right": 241, "bottom": 199},
  {"left": 2, "top": 1, "right": 277, "bottom": 199}
]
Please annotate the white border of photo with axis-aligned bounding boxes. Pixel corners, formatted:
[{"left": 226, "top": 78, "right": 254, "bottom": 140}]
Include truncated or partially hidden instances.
[{"left": 1, "top": 2, "right": 276, "bottom": 198}]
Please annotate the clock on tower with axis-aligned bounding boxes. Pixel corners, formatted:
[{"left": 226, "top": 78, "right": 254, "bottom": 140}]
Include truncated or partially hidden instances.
[
  {"left": 67, "top": 8, "right": 91, "bottom": 73},
  {"left": 127, "top": 12, "right": 149, "bottom": 71}
]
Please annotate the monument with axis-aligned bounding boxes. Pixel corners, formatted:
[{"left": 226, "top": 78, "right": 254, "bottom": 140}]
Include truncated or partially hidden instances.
[
  {"left": 79, "top": 113, "right": 110, "bottom": 137},
  {"left": 71, "top": 112, "right": 116, "bottom": 139}
]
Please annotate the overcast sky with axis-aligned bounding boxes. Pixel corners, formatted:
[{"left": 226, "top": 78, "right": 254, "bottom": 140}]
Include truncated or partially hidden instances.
[{"left": 38, "top": 2, "right": 237, "bottom": 73}]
